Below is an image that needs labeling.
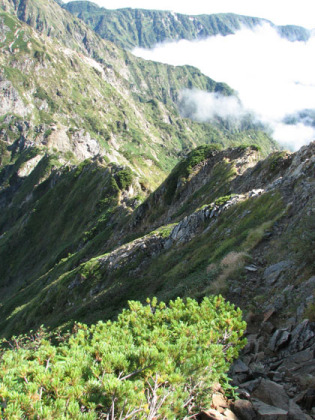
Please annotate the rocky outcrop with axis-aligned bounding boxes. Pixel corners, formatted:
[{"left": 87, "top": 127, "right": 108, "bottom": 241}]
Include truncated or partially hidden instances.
[
  {"left": 263, "top": 261, "right": 294, "bottom": 286},
  {"left": 17, "top": 153, "right": 43, "bottom": 177},
  {"left": 46, "top": 127, "right": 101, "bottom": 161},
  {"left": 0, "top": 79, "right": 29, "bottom": 117},
  {"left": 98, "top": 232, "right": 166, "bottom": 273},
  {"left": 166, "top": 195, "right": 244, "bottom": 245},
  {"left": 229, "top": 317, "right": 315, "bottom": 419}
]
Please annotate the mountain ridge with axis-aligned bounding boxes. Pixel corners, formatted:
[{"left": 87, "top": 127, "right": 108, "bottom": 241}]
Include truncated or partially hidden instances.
[
  {"left": 63, "top": 1, "right": 311, "bottom": 49},
  {"left": 0, "top": 0, "right": 276, "bottom": 193}
]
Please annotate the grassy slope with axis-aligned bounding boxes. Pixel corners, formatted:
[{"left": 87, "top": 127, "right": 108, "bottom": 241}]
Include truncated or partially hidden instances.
[
  {"left": 2, "top": 144, "right": 313, "bottom": 338},
  {"left": 0, "top": 0, "right": 288, "bottom": 338}
]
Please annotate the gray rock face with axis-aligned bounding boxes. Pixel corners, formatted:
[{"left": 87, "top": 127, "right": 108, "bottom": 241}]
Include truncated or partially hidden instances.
[
  {"left": 231, "top": 359, "right": 250, "bottom": 374},
  {"left": 288, "top": 399, "right": 310, "bottom": 420},
  {"left": 299, "top": 389, "right": 315, "bottom": 411},
  {"left": 263, "top": 261, "right": 293, "bottom": 286},
  {"left": 71, "top": 129, "right": 100, "bottom": 160},
  {"left": 99, "top": 233, "right": 165, "bottom": 272},
  {"left": 232, "top": 316, "right": 315, "bottom": 418},
  {"left": 0, "top": 17, "right": 11, "bottom": 43},
  {"left": 0, "top": 80, "right": 29, "bottom": 117},
  {"left": 46, "top": 127, "right": 101, "bottom": 161},
  {"left": 269, "top": 329, "right": 291, "bottom": 352},
  {"left": 169, "top": 196, "right": 243, "bottom": 244},
  {"left": 288, "top": 320, "right": 315, "bottom": 353}
]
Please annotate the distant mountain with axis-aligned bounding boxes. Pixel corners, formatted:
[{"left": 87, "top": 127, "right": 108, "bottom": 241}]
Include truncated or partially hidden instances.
[
  {"left": 0, "top": 0, "right": 275, "bottom": 188},
  {"left": 63, "top": 1, "right": 311, "bottom": 49}
]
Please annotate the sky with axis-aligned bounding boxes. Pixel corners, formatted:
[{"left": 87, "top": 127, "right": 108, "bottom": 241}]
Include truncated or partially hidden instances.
[{"left": 65, "top": 0, "right": 315, "bottom": 28}]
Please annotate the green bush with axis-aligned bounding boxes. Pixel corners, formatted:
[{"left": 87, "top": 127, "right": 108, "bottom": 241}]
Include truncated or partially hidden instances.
[
  {"left": 115, "top": 167, "right": 133, "bottom": 190},
  {"left": 0, "top": 297, "right": 246, "bottom": 419}
]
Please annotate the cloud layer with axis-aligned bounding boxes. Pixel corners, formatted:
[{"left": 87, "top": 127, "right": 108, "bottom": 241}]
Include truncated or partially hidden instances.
[{"left": 133, "top": 24, "right": 315, "bottom": 150}]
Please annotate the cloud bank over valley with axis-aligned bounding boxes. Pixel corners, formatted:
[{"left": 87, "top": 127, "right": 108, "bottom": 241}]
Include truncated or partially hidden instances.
[{"left": 133, "top": 24, "right": 315, "bottom": 150}]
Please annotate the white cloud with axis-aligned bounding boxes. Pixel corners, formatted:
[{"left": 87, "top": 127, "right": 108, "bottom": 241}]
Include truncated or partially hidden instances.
[
  {"left": 273, "top": 123, "right": 315, "bottom": 151},
  {"left": 178, "top": 89, "right": 246, "bottom": 122},
  {"left": 133, "top": 24, "right": 315, "bottom": 150}
]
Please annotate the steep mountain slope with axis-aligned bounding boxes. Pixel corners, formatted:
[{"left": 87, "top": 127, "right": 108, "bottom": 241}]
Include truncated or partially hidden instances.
[
  {"left": 0, "top": 139, "right": 314, "bottom": 418},
  {"left": 0, "top": 0, "right": 276, "bottom": 193},
  {"left": 1, "top": 142, "right": 314, "bottom": 337},
  {"left": 0, "top": 0, "right": 278, "bottom": 335},
  {"left": 63, "top": 1, "right": 311, "bottom": 49}
]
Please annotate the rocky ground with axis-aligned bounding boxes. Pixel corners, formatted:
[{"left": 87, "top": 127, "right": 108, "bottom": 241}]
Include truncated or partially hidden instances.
[
  {"left": 192, "top": 313, "right": 315, "bottom": 419},
  {"left": 197, "top": 143, "right": 315, "bottom": 419}
]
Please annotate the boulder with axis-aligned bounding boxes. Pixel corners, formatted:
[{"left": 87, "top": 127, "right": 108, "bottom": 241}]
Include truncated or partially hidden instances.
[
  {"left": 252, "top": 399, "right": 288, "bottom": 419},
  {"left": 288, "top": 320, "right": 315, "bottom": 353},
  {"left": 251, "top": 379, "right": 289, "bottom": 411},
  {"left": 263, "top": 261, "right": 293, "bottom": 286},
  {"left": 212, "top": 393, "right": 229, "bottom": 410},
  {"left": 245, "top": 265, "right": 258, "bottom": 272},
  {"left": 277, "top": 348, "right": 314, "bottom": 372},
  {"left": 196, "top": 409, "right": 227, "bottom": 420},
  {"left": 223, "top": 408, "right": 239, "bottom": 420},
  {"left": 230, "top": 356, "right": 251, "bottom": 384},
  {"left": 231, "top": 360, "right": 250, "bottom": 375},
  {"left": 232, "top": 399, "right": 256, "bottom": 420},
  {"left": 300, "top": 388, "right": 315, "bottom": 411},
  {"left": 239, "top": 379, "right": 261, "bottom": 393}
]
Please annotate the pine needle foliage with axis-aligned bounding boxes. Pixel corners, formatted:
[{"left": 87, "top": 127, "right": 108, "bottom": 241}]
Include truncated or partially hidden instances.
[{"left": 0, "top": 296, "right": 246, "bottom": 419}]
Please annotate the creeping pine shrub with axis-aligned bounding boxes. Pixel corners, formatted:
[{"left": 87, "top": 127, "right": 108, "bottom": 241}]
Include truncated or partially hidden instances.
[
  {"left": 0, "top": 297, "right": 246, "bottom": 419},
  {"left": 115, "top": 167, "right": 133, "bottom": 190}
]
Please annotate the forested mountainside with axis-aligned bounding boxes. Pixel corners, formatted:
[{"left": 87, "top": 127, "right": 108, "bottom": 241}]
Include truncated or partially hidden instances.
[
  {"left": 63, "top": 1, "right": 311, "bottom": 49},
  {"left": 0, "top": 0, "right": 314, "bottom": 418}
]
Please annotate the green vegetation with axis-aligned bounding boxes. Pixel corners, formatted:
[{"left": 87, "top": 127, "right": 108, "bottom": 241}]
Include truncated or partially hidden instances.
[
  {"left": 63, "top": 3, "right": 308, "bottom": 50},
  {"left": 0, "top": 6, "right": 276, "bottom": 189},
  {"left": 291, "top": 212, "right": 315, "bottom": 272},
  {"left": 143, "top": 191, "right": 284, "bottom": 300},
  {"left": 164, "top": 145, "right": 221, "bottom": 204},
  {"left": 304, "top": 301, "right": 315, "bottom": 322},
  {"left": 34, "top": 87, "right": 57, "bottom": 112},
  {"left": 0, "top": 138, "right": 285, "bottom": 338},
  {"left": 0, "top": 297, "right": 246, "bottom": 419},
  {"left": 0, "top": 3, "right": 313, "bottom": 418},
  {"left": 115, "top": 167, "right": 133, "bottom": 190}
]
